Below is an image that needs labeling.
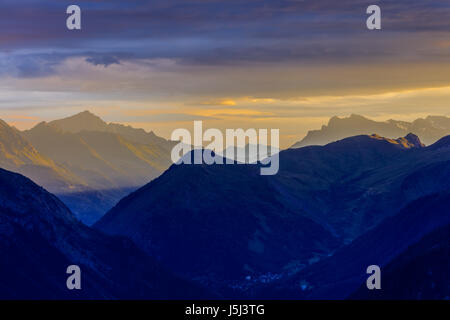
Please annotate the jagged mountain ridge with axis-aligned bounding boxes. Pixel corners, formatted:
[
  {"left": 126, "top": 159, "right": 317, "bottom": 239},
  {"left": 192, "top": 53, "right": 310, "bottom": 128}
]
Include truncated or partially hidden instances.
[
  {"left": 47, "top": 110, "right": 172, "bottom": 149},
  {"left": 292, "top": 114, "right": 450, "bottom": 148},
  {"left": 0, "top": 111, "right": 177, "bottom": 225}
]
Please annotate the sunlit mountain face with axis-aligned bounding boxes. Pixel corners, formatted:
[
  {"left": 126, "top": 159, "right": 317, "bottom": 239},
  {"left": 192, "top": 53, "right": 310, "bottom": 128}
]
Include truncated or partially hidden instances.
[
  {"left": 0, "top": 0, "right": 449, "bottom": 301},
  {"left": 0, "top": 111, "right": 176, "bottom": 225}
]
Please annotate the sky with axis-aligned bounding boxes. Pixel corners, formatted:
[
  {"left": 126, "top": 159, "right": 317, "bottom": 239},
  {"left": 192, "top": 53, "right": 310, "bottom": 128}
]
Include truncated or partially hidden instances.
[{"left": 0, "top": 0, "right": 449, "bottom": 148}]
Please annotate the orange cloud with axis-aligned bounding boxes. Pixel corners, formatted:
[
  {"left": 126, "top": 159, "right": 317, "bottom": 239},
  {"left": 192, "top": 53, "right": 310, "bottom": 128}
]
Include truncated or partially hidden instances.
[{"left": 198, "top": 99, "right": 237, "bottom": 106}]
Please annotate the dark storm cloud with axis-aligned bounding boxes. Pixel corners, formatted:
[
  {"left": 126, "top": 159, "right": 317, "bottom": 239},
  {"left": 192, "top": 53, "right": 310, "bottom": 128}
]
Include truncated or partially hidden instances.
[
  {"left": 0, "top": 0, "right": 448, "bottom": 76},
  {"left": 85, "top": 54, "right": 126, "bottom": 67}
]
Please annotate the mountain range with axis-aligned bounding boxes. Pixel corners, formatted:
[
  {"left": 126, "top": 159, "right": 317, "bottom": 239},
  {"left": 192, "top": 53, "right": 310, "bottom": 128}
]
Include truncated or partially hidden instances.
[
  {"left": 1, "top": 112, "right": 449, "bottom": 226},
  {"left": 0, "top": 111, "right": 176, "bottom": 225},
  {"left": 291, "top": 114, "right": 450, "bottom": 148},
  {"left": 1, "top": 111, "right": 449, "bottom": 299},
  {"left": 95, "top": 133, "right": 450, "bottom": 295}
]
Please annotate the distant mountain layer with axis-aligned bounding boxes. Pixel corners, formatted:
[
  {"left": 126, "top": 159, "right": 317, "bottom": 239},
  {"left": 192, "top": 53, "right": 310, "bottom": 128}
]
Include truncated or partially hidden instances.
[
  {"left": 96, "top": 133, "right": 450, "bottom": 294},
  {"left": 291, "top": 114, "right": 450, "bottom": 148},
  {"left": 0, "top": 167, "right": 208, "bottom": 299},
  {"left": 0, "top": 119, "right": 81, "bottom": 190},
  {"left": 23, "top": 120, "right": 172, "bottom": 189},
  {"left": 0, "top": 111, "right": 176, "bottom": 225},
  {"left": 47, "top": 110, "right": 171, "bottom": 148}
]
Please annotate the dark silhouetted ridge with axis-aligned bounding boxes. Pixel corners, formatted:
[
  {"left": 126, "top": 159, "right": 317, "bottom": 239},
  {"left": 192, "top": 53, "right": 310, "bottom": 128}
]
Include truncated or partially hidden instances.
[
  {"left": 96, "top": 133, "right": 450, "bottom": 296},
  {"left": 0, "top": 167, "right": 210, "bottom": 299}
]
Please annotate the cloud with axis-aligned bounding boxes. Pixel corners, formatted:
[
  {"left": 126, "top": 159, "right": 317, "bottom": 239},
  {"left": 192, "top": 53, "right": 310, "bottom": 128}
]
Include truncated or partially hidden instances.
[
  {"left": 0, "top": 0, "right": 448, "bottom": 69},
  {"left": 0, "top": 0, "right": 449, "bottom": 148},
  {"left": 197, "top": 99, "right": 237, "bottom": 106},
  {"left": 117, "top": 112, "right": 219, "bottom": 123},
  {"left": 85, "top": 55, "right": 121, "bottom": 67}
]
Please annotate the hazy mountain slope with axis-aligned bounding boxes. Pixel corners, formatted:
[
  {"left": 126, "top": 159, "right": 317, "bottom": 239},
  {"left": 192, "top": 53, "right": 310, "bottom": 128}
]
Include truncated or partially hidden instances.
[
  {"left": 23, "top": 123, "right": 167, "bottom": 188},
  {"left": 24, "top": 113, "right": 174, "bottom": 188},
  {"left": 0, "top": 119, "right": 80, "bottom": 191},
  {"left": 48, "top": 110, "right": 173, "bottom": 149},
  {"left": 96, "top": 134, "right": 450, "bottom": 294},
  {"left": 256, "top": 190, "right": 450, "bottom": 299},
  {"left": 0, "top": 167, "right": 209, "bottom": 299},
  {"left": 350, "top": 223, "right": 450, "bottom": 300},
  {"left": 48, "top": 110, "right": 106, "bottom": 133},
  {"left": 22, "top": 122, "right": 119, "bottom": 188},
  {"left": 292, "top": 114, "right": 450, "bottom": 148},
  {"left": 18, "top": 111, "right": 176, "bottom": 225}
]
